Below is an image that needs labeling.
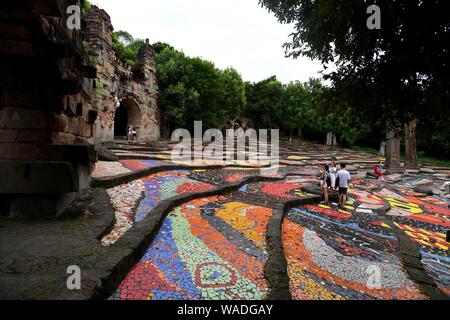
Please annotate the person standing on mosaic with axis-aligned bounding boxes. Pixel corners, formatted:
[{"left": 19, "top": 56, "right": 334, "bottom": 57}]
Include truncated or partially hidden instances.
[
  {"left": 337, "top": 163, "right": 351, "bottom": 207},
  {"left": 320, "top": 164, "right": 331, "bottom": 204},
  {"left": 127, "top": 125, "right": 133, "bottom": 142}
]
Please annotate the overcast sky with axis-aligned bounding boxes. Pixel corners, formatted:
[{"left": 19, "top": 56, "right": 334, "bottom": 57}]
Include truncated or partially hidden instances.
[{"left": 90, "top": 0, "right": 325, "bottom": 84}]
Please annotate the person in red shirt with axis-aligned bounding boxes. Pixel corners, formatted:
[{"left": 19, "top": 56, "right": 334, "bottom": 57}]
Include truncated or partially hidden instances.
[{"left": 374, "top": 161, "right": 384, "bottom": 181}]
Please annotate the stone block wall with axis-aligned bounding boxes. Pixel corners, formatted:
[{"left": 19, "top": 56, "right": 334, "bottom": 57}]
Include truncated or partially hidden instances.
[
  {"left": 0, "top": 0, "right": 97, "bottom": 218},
  {"left": 0, "top": 1, "right": 160, "bottom": 219},
  {"left": 84, "top": 6, "right": 160, "bottom": 143}
]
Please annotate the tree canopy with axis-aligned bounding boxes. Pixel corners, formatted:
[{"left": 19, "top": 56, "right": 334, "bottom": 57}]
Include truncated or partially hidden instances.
[
  {"left": 259, "top": 0, "right": 450, "bottom": 162},
  {"left": 259, "top": 0, "right": 449, "bottom": 122},
  {"left": 108, "top": 27, "right": 449, "bottom": 159}
]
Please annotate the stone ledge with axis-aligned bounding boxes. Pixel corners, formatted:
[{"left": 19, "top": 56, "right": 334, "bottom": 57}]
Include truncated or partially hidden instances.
[
  {"left": 0, "top": 188, "right": 115, "bottom": 299},
  {"left": 0, "top": 143, "right": 96, "bottom": 162},
  {"left": 0, "top": 160, "right": 79, "bottom": 194}
]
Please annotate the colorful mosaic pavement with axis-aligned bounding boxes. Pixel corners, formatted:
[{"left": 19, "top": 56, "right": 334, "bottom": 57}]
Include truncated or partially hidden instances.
[
  {"left": 188, "top": 166, "right": 287, "bottom": 186},
  {"left": 318, "top": 176, "right": 450, "bottom": 297},
  {"left": 99, "top": 140, "right": 450, "bottom": 300},
  {"left": 92, "top": 161, "right": 132, "bottom": 179},
  {"left": 120, "top": 159, "right": 175, "bottom": 171},
  {"left": 101, "top": 171, "right": 216, "bottom": 246},
  {"left": 377, "top": 187, "right": 450, "bottom": 295},
  {"left": 283, "top": 204, "right": 426, "bottom": 300},
  {"left": 111, "top": 197, "right": 273, "bottom": 300}
]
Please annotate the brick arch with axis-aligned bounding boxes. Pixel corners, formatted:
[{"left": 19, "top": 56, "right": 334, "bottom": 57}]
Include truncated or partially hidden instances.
[{"left": 114, "top": 97, "right": 143, "bottom": 139}]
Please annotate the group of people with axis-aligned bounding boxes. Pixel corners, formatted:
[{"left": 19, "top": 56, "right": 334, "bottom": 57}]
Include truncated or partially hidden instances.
[
  {"left": 319, "top": 160, "right": 385, "bottom": 207},
  {"left": 127, "top": 125, "right": 138, "bottom": 142},
  {"left": 319, "top": 162, "right": 351, "bottom": 207}
]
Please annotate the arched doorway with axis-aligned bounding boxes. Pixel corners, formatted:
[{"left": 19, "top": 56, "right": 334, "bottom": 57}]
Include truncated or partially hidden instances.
[
  {"left": 113, "top": 98, "right": 143, "bottom": 140},
  {"left": 114, "top": 105, "right": 128, "bottom": 137}
]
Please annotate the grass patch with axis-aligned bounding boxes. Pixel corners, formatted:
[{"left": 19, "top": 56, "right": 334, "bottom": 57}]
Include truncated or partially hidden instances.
[
  {"left": 349, "top": 146, "right": 380, "bottom": 156},
  {"left": 418, "top": 156, "right": 450, "bottom": 168},
  {"left": 399, "top": 154, "right": 450, "bottom": 167}
]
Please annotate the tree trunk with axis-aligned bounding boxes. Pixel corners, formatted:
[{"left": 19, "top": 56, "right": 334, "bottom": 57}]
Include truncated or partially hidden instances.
[
  {"left": 405, "top": 119, "right": 418, "bottom": 168},
  {"left": 289, "top": 129, "right": 293, "bottom": 142},
  {"left": 385, "top": 129, "right": 401, "bottom": 169}
]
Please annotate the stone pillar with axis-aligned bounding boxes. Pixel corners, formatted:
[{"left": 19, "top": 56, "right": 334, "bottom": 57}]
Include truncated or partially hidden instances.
[
  {"left": 326, "top": 132, "right": 332, "bottom": 146},
  {"left": 326, "top": 132, "right": 337, "bottom": 146},
  {"left": 405, "top": 119, "right": 419, "bottom": 168},
  {"left": 379, "top": 141, "right": 386, "bottom": 156},
  {"left": 385, "top": 129, "right": 401, "bottom": 169}
]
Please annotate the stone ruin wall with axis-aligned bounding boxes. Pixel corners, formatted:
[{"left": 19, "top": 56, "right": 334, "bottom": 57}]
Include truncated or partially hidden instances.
[
  {"left": 0, "top": 0, "right": 97, "bottom": 218},
  {"left": 0, "top": 1, "right": 97, "bottom": 155},
  {"left": 0, "top": 1, "right": 160, "bottom": 219},
  {"left": 84, "top": 5, "right": 160, "bottom": 143}
]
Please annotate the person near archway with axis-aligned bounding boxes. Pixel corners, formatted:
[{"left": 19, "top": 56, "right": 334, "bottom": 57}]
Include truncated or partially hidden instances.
[
  {"left": 132, "top": 127, "right": 138, "bottom": 141},
  {"left": 127, "top": 125, "right": 133, "bottom": 142}
]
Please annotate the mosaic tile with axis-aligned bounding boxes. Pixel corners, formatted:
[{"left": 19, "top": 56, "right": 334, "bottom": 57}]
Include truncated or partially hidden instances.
[
  {"left": 102, "top": 171, "right": 215, "bottom": 246},
  {"left": 112, "top": 197, "right": 273, "bottom": 300}
]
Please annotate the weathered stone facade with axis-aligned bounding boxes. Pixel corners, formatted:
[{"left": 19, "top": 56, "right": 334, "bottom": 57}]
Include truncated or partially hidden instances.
[
  {"left": 84, "top": 6, "right": 160, "bottom": 143},
  {"left": 0, "top": 0, "right": 97, "bottom": 218},
  {"left": 0, "top": 1, "right": 160, "bottom": 219}
]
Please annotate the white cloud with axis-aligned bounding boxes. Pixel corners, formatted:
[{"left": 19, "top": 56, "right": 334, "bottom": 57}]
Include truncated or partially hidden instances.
[{"left": 90, "top": 0, "right": 325, "bottom": 83}]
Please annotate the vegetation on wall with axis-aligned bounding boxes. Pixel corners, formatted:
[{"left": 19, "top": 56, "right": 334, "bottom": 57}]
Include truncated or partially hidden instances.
[
  {"left": 82, "top": 0, "right": 92, "bottom": 11},
  {"left": 111, "top": 31, "right": 144, "bottom": 65}
]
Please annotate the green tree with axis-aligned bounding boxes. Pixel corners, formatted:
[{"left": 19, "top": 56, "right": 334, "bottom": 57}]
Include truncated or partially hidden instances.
[
  {"left": 282, "top": 81, "right": 311, "bottom": 141},
  {"left": 155, "top": 44, "right": 245, "bottom": 135},
  {"left": 184, "top": 57, "right": 226, "bottom": 129},
  {"left": 154, "top": 46, "right": 192, "bottom": 135},
  {"left": 259, "top": 0, "right": 450, "bottom": 166},
  {"left": 245, "top": 76, "right": 284, "bottom": 129},
  {"left": 220, "top": 68, "right": 246, "bottom": 120}
]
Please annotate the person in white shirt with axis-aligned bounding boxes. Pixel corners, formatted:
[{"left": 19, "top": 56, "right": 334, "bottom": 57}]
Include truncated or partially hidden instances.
[{"left": 336, "top": 163, "right": 351, "bottom": 207}]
